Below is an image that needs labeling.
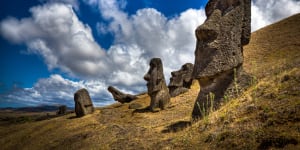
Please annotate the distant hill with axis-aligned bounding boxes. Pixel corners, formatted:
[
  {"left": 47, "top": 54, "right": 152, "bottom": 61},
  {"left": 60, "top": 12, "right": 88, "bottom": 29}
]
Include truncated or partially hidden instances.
[
  {"left": 0, "top": 105, "right": 60, "bottom": 112},
  {"left": 0, "top": 14, "right": 299, "bottom": 149}
]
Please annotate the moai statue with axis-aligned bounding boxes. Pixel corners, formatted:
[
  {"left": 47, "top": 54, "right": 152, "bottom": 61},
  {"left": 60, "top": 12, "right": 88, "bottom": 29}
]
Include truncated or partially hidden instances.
[
  {"left": 57, "top": 105, "right": 67, "bottom": 115},
  {"left": 107, "top": 86, "right": 138, "bottom": 103},
  {"left": 168, "top": 63, "right": 194, "bottom": 97},
  {"left": 74, "top": 88, "right": 94, "bottom": 117},
  {"left": 192, "top": 0, "right": 252, "bottom": 120},
  {"left": 144, "top": 58, "right": 170, "bottom": 112}
]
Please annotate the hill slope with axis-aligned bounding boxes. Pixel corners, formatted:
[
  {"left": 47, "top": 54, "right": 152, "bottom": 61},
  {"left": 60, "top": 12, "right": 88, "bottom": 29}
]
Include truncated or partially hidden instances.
[{"left": 0, "top": 14, "right": 300, "bottom": 149}]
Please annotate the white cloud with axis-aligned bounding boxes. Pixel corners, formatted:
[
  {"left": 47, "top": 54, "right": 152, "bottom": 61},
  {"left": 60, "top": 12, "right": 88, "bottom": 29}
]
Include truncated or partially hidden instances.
[
  {"left": 41, "top": 0, "right": 80, "bottom": 10},
  {"left": 251, "top": 0, "right": 300, "bottom": 31},
  {"left": 1, "top": 0, "right": 300, "bottom": 107},
  {"left": 97, "top": 0, "right": 206, "bottom": 84},
  {"left": 96, "top": 22, "right": 109, "bottom": 35},
  {"left": 1, "top": 74, "right": 112, "bottom": 107},
  {"left": 0, "top": 3, "right": 109, "bottom": 78},
  {"left": 0, "top": 1, "right": 205, "bottom": 85},
  {"left": 82, "top": 0, "right": 98, "bottom": 6}
]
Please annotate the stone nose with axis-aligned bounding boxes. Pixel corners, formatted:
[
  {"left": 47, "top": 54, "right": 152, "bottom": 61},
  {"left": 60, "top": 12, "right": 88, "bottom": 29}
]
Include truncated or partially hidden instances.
[
  {"left": 171, "top": 71, "right": 175, "bottom": 76},
  {"left": 171, "top": 71, "right": 179, "bottom": 76},
  {"left": 144, "top": 73, "right": 150, "bottom": 81},
  {"left": 195, "top": 26, "right": 218, "bottom": 43}
]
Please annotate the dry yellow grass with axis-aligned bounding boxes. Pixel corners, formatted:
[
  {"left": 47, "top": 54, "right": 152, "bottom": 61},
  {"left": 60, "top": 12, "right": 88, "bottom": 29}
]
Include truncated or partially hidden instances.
[{"left": 0, "top": 14, "right": 300, "bottom": 150}]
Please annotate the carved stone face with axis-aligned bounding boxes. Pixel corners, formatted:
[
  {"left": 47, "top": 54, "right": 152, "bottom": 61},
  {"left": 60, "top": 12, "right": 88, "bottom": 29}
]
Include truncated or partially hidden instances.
[
  {"left": 74, "top": 88, "right": 94, "bottom": 117},
  {"left": 169, "top": 63, "right": 194, "bottom": 88},
  {"left": 144, "top": 58, "right": 164, "bottom": 94},
  {"left": 144, "top": 58, "right": 170, "bottom": 111},
  {"left": 193, "top": 0, "right": 251, "bottom": 79},
  {"left": 191, "top": 0, "right": 251, "bottom": 120}
]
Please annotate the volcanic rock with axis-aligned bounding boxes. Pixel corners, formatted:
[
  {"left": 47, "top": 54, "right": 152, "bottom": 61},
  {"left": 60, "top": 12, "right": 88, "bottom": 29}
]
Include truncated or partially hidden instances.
[
  {"left": 57, "top": 105, "right": 67, "bottom": 115},
  {"left": 192, "top": 0, "right": 252, "bottom": 120},
  {"left": 144, "top": 58, "right": 170, "bottom": 112},
  {"left": 74, "top": 88, "right": 94, "bottom": 117},
  {"left": 168, "top": 63, "right": 194, "bottom": 97},
  {"left": 108, "top": 86, "right": 138, "bottom": 103}
]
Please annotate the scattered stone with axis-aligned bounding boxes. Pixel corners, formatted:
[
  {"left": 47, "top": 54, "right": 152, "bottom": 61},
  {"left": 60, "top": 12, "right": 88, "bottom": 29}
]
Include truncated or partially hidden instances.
[
  {"left": 281, "top": 75, "right": 290, "bottom": 82},
  {"left": 144, "top": 58, "right": 170, "bottom": 111},
  {"left": 128, "top": 103, "right": 143, "bottom": 109},
  {"left": 168, "top": 63, "right": 194, "bottom": 97},
  {"left": 246, "top": 104, "right": 256, "bottom": 113},
  {"left": 57, "top": 105, "right": 67, "bottom": 115},
  {"left": 74, "top": 88, "right": 94, "bottom": 117},
  {"left": 192, "top": 0, "right": 252, "bottom": 120},
  {"left": 107, "top": 86, "right": 138, "bottom": 103}
]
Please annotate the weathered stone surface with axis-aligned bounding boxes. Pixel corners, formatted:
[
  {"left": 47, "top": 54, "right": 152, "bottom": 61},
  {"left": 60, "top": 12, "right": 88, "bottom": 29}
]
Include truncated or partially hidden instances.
[
  {"left": 108, "top": 86, "right": 138, "bottom": 103},
  {"left": 144, "top": 58, "right": 170, "bottom": 111},
  {"left": 57, "top": 105, "right": 67, "bottom": 115},
  {"left": 74, "top": 88, "right": 94, "bottom": 117},
  {"left": 168, "top": 63, "right": 194, "bottom": 97},
  {"left": 192, "top": 0, "right": 252, "bottom": 120}
]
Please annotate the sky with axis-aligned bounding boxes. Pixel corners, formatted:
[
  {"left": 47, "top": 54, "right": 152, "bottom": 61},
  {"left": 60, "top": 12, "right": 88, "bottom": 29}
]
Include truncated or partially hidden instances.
[{"left": 0, "top": 0, "right": 299, "bottom": 108}]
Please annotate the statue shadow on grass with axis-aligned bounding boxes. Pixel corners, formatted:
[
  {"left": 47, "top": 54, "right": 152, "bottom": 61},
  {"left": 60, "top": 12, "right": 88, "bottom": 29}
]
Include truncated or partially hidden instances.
[
  {"left": 161, "top": 121, "right": 191, "bottom": 133},
  {"left": 68, "top": 116, "right": 78, "bottom": 119},
  {"left": 132, "top": 106, "right": 153, "bottom": 114}
]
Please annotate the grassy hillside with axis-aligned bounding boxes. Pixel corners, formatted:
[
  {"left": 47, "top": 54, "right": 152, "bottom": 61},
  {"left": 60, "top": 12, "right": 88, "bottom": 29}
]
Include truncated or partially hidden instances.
[{"left": 1, "top": 14, "right": 300, "bottom": 149}]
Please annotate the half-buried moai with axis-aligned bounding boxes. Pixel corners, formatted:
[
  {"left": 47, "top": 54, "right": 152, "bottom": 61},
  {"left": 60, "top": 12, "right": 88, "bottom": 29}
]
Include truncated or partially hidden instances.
[
  {"left": 144, "top": 58, "right": 170, "bottom": 112},
  {"left": 168, "top": 63, "right": 194, "bottom": 97},
  {"left": 57, "top": 105, "right": 67, "bottom": 115},
  {"left": 192, "top": 0, "right": 252, "bottom": 120},
  {"left": 107, "top": 86, "right": 138, "bottom": 103},
  {"left": 74, "top": 88, "right": 94, "bottom": 117}
]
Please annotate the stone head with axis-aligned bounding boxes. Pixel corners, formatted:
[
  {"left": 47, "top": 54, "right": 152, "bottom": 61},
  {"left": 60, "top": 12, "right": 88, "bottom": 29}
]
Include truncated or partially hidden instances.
[
  {"left": 169, "top": 63, "right": 194, "bottom": 87},
  {"left": 144, "top": 58, "right": 165, "bottom": 94},
  {"left": 193, "top": 0, "right": 251, "bottom": 79},
  {"left": 74, "top": 88, "right": 94, "bottom": 117}
]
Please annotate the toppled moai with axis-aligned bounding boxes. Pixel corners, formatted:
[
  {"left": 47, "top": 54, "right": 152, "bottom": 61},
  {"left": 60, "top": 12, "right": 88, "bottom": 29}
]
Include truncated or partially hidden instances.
[
  {"left": 168, "top": 63, "right": 194, "bottom": 97},
  {"left": 144, "top": 58, "right": 170, "bottom": 111},
  {"left": 192, "top": 0, "right": 252, "bottom": 120},
  {"left": 107, "top": 86, "right": 138, "bottom": 103},
  {"left": 74, "top": 88, "right": 94, "bottom": 117}
]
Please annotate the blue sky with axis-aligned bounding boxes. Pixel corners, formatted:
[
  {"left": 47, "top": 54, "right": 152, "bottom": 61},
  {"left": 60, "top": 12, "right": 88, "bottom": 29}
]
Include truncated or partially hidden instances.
[{"left": 0, "top": 0, "right": 299, "bottom": 108}]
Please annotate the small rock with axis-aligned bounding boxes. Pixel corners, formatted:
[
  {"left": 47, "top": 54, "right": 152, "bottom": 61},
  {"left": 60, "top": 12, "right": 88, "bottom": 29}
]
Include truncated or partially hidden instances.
[
  {"left": 281, "top": 75, "right": 290, "bottom": 82},
  {"left": 246, "top": 104, "right": 257, "bottom": 113}
]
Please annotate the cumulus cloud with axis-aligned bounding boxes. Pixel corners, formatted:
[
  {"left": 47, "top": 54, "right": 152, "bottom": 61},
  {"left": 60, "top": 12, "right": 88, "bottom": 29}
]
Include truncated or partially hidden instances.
[
  {"left": 0, "top": 3, "right": 110, "bottom": 78},
  {"left": 40, "top": 0, "right": 80, "bottom": 10},
  {"left": 251, "top": 0, "right": 300, "bottom": 31},
  {"left": 1, "top": 74, "right": 112, "bottom": 107},
  {"left": 1, "top": 2, "right": 204, "bottom": 85},
  {"left": 0, "top": 0, "right": 299, "bottom": 107},
  {"left": 96, "top": 0, "right": 206, "bottom": 85}
]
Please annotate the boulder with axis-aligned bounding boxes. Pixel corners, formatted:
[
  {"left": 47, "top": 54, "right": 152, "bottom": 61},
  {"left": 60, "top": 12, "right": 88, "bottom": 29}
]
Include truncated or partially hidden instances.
[
  {"left": 192, "top": 0, "right": 252, "bottom": 120},
  {"left": 74, "top": 88, "right": 94, "bottom": 117},
  {"left": 107, "top": 86, "right": 138, "bottom": 103},
  {"left": 144, "top": 58, "right": 170, "bottom": 112},
  {"left": 168, "top": 63, "right": 194, "bottom": 97}
]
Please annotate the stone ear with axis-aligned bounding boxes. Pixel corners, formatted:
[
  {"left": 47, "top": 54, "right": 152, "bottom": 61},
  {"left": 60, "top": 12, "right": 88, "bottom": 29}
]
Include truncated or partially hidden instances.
[{"left": 241, "top": 0, "right": 251, "bottom": 45}]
